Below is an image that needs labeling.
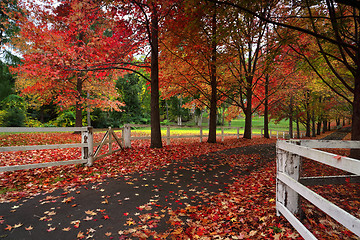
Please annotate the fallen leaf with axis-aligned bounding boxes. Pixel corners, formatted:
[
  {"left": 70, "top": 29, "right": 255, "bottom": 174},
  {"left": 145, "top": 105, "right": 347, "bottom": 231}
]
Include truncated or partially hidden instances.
[
  {"left": 25, "top": 225, "right": 33, "bottom": 231},
  {"left": 5, "top": 225, "right": 12, "bottom": 231},
  {"left": 77, "top": 231, "right": 85, "bottom": 239},
  {"left": 13, "top": 223, "right": 23, "bottom": 229}
]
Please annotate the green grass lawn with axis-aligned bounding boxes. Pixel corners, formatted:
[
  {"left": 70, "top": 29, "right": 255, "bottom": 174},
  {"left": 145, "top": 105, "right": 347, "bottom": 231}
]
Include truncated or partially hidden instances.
[{"left": 131, "top": 116, "right": 303, "bottom": 136}]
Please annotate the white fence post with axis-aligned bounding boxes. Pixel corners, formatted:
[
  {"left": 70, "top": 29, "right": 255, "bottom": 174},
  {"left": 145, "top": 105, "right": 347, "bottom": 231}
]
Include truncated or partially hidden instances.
[
  {"left": 82, "top": 127, "right": 94, "bottom": 166},
  {"left": 221, "top": 127, "right": 224, "bottom": 142},
  {"left": 276, "top": 141, "right": 301, "bottom": 215},
  {"left": 166, "top": 126, "right": 171, "bottom": 145},
  {"left": 277, "top": 131, "right": 279, "bottom": 139},
  {"left": 200, "top": 126, "right": 203, "bottom": 143},
  {"left": 123, "top": 124, "right": 131, "bottom": 148},
  {"left": 270, "top": 129, "right": 272, "bottom": 138},
  {"left": 237, "top": 127, "right": 240, "bottom": 139}
]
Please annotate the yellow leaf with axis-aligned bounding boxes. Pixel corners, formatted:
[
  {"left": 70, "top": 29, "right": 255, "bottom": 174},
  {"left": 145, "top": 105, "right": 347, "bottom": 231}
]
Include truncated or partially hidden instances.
[
  {"left": 13, "top": 223, "right": 23, "bottom": 228},
  {"left": 85, "top": 210, "right": 97, "bottom": 216},
  {"left": 25, "top": 225, "right": 33, "bottom": 231},
  {"left": 77, "top": 231, "right": 85, "bottom": 239}
]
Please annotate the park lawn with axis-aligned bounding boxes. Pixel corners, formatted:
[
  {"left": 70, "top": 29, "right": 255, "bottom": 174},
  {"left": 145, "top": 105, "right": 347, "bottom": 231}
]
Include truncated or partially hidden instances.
[{"left": 131, "top": 117, "right": 301, "bottom": 136}]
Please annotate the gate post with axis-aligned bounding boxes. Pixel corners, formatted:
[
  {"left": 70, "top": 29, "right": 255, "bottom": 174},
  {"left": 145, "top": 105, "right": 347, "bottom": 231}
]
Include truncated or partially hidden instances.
[
  {"left": 123, "top": 124, "right": 131, "bottom": 148},
  {"left": 276, "top": 141, "right": 301, "bottom": 216},
  {"left": 200, "top": 126, "right": 203, "bottom": 143},
  {"left": 82, "top": 126, "right": 94, "bottom": 166},
  {"left": 166, "top": 126, "right": 171, "bottom": 145},
  {"left": 221, "top": 127, "right": 224, "bottom": 142}
]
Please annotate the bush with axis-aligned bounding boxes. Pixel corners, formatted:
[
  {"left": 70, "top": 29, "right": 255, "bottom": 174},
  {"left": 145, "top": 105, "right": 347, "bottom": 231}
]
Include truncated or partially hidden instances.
[
  {"left": 25, "top": 117, "right": 44, "bottom": 127},
  {"left": 0, "top": 95, "right": 27, "bottom": 127},
  {"left": 50, "top": 111, "right": 76, "bottom": 127},
  {"left": 2, "top": 108, "right": 26, "bottom": 127},
  {"left": 0, "top": 110, "right": 6, "bottom": 126}
]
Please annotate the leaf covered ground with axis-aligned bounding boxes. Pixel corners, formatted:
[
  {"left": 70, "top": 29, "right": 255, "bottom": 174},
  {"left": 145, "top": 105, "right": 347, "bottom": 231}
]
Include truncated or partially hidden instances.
[{"left": 0, "top": 131, "right": 359, "bottom": 239}]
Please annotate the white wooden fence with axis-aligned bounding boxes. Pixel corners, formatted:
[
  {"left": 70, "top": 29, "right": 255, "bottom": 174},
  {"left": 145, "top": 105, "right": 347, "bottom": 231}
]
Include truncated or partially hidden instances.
[
  {"left": 0, "top": 127, "right": 123, "bottom": 172},
  {"left": 276, "top": 140, "right": 360, "bottom": 239}
]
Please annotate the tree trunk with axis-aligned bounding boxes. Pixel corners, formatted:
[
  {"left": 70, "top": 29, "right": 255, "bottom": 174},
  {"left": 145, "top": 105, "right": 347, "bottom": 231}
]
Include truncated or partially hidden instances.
[
  {"left": 178, "top": 96, "right": 182, "bottom": 126},
  {"left": 305, "top": 91, "right": 311, "bottom": 137},
  {"left": 264, "top": 74, "right": 270, "bottom": 138},
  {"left": 350, "top": 75, "right": 360, "bottom": 159},
  {"left": 323, "top": 120, "right": 327, "bottom": 133},
  {"left": 222, "top": 107, "right": 225, "bottom": 126},
  {"left": 208, "top": 6, "right": 217, "bottom": 143},
  {"left": 328, "top": 121, "right": 331, "bottom": 131},
  {"left": 198, "top": 111, "right": 203, "bottom": 126},
  {"left": 306, "top": 114, "right": 311, "bottom": 137},
  {"left": 289, "top": 95, "right": 293, "bottom": 138},
  {"left": 243, "top": 106, "right": 252, "bottom": 139},
  {"left": 312, "top": 113, "right": 316, "bottom": 137},
  {"left": 87, "top": 91, "right": 91, "bottom": 126},
  {"left": 165, "top": 99, "right": 169, "bottom": 120},
  {"left": 243, "top": 83, "right": 253, "bottom": 139},
  {"left": 75, "top": 76, "right": 83, "bottom": 128},
  {"left": 150, "top": 7, "right": 162, "bottom": 148},
  {"left": 316, "top": 121, "right": 321, "bottom": 135},
  {"left": 296, "top": 117, "right": 300, "bottom": 139}
]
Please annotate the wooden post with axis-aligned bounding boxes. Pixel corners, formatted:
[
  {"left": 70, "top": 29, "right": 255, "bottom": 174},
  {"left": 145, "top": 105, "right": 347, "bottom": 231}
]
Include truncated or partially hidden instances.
[
  {"left": 270, "top": 130, "right": 272, "bottom": 138},
  {"left": 83, "top": 127, "right": 94, "bottom": 166},
  {"left": 166, "top": 126, "right": 170, "bottom": 145},
  {"left": 200, "top": 126, "right": 203, "bottom": 143},
  {"left": 277, "top": 131, "right": 279, "bottom": 139},
  {"left": 108, "top": 127, "right": 112, "bottom": 153},
  {"left": 123, "top": 124, "right": 131, "bottom": 148},
  {"left": 283, "top": 132, "right": 285, "bottom": 139},
  {"left": 82, "top": 128, "right": 89, "bottom": 162},
  {"left": 276, "top": 141, "right": 301, "bottom": 216},
  {"left": 237, "top": 127, "right": 240, "bottom": 139},
  {"left": 261, "top": 128, "right": 263, "bottom": 136},
  {"left": 221, "top": 127, "right": 224, "bottom": 142}
]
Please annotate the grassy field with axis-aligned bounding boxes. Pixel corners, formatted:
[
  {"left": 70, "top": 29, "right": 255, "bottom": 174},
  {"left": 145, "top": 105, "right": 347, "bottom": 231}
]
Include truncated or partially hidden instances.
[{"left": 131, "top": 116, "right": 303, "bottom": 136}]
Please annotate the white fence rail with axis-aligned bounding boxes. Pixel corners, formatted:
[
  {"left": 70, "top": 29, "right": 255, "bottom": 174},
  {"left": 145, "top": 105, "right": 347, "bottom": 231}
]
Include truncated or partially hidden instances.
[
  {"left": 0, "top": 127, "right": 93, "bottom": 172},
  {"left": 276, "top": 140, "right": 360, "bottom": 239}
]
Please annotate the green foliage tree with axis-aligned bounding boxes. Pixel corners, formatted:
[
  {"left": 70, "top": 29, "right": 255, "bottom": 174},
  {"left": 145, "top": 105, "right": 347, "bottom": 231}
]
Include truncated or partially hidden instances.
[
  {"left": 116, "top": 73, "right": 144, "bottom": 124},
  {"left": 0, "top": 94, "right": 26, "bottom": 126},
  {"left": 1, "top": 0, "right": 21, "bottom": 101}
]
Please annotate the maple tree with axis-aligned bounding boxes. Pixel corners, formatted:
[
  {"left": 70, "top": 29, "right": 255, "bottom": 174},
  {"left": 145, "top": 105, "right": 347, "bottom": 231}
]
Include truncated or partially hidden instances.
[
  {"left": 105, "top": 0, "right": 182, "bottom": 148},
  {"left": 218, "top": 1, "right": 284, "bottom": 139},
  {"left": 211, "top": 0, "right": 360, "bottom": 157},
  {"left": 11, "top": 0, "right": 145, "bottom": 127},
  {"left": 160, "top": 0, "right": 227, "bottom": 143}
]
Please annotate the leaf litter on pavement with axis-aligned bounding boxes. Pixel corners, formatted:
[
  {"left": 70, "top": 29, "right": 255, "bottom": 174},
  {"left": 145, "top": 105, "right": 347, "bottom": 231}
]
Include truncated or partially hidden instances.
[{"left": 0, "top": 133, "right": 359, "bottom": 239}]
